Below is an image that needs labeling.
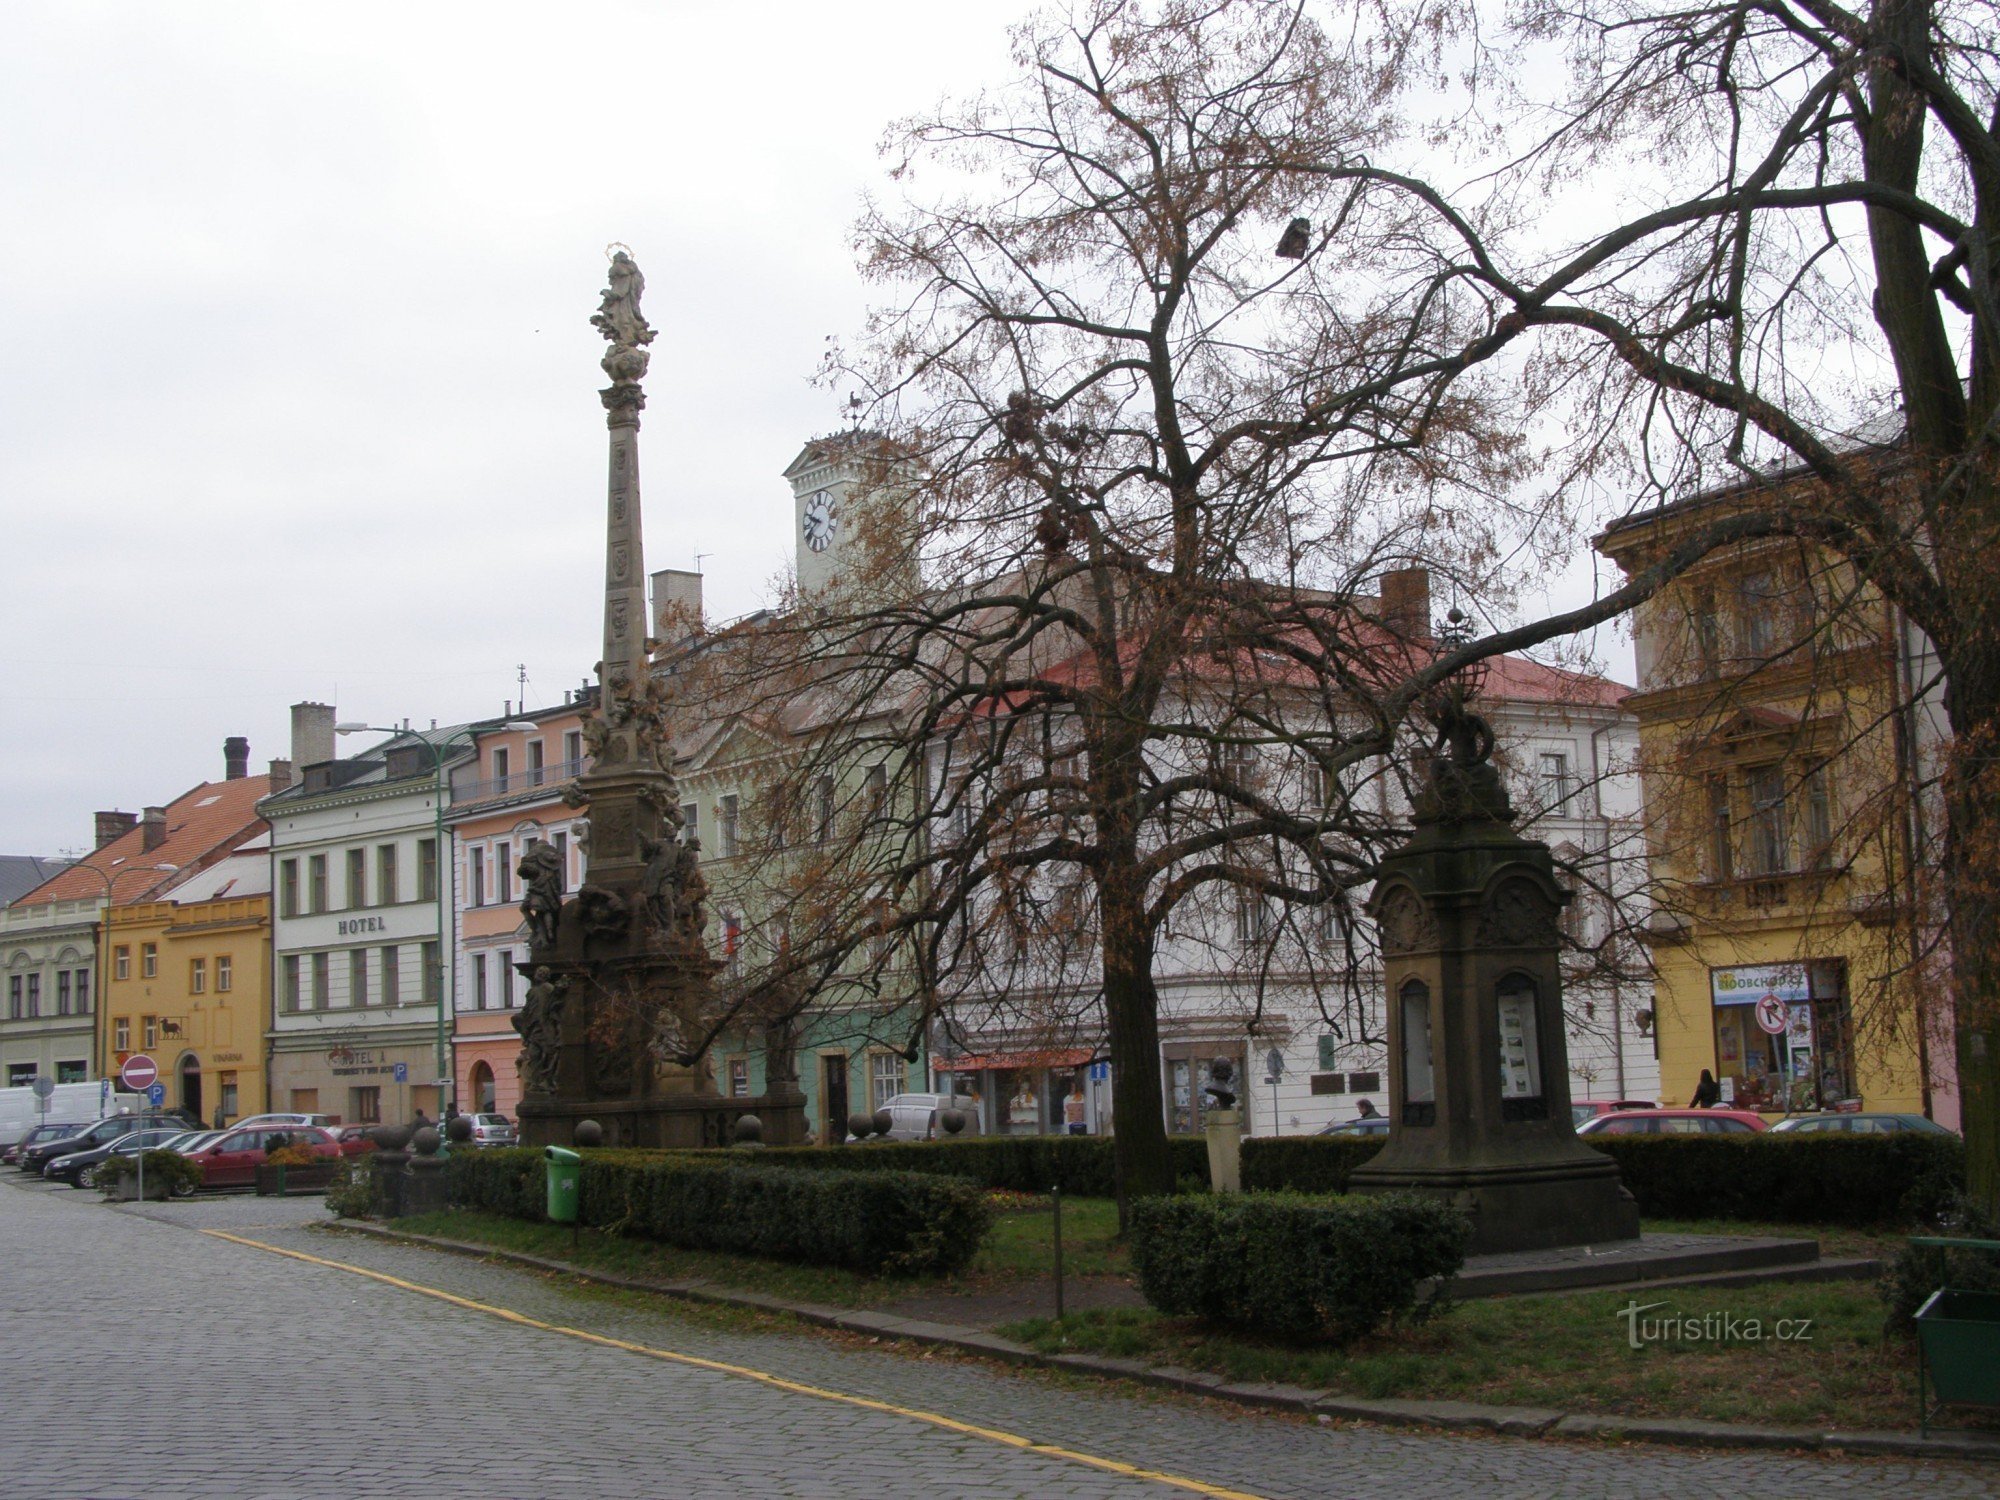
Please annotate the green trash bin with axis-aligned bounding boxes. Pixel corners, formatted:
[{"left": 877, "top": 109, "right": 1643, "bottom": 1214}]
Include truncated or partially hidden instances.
[{"left": 545, "top": 1146, "right": 581, "bottom": 1224}]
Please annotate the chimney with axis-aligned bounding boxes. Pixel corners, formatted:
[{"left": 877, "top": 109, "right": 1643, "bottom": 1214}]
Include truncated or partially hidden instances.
[
  {"left": 652, "top": 568, "right": 704, "bottom": 640},
  {"left": 224, "top": 736, "right": 250, "bottom": 780},
  {"left": 94, "top": 811, "right": 139, "bottom": 849},
  {"left": 140, "top": 806, "right": 168, "bottom": 852},
  {"left": 1377, "top": 567, "right": 1432, "bottom": 638},
  {"left": 291, "top": 701, "right": 337, "bottom": 768},
  {"left": 268, "top": 758, "right": 295, "bottom": 793}
]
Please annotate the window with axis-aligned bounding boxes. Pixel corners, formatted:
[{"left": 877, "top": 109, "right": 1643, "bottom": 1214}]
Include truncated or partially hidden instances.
[
  {"left": 279, "top": 860, "right": 299, "bottom": 919},
  {"left": 310, "top": 952, "right": 329, "bottom": 1010},
  {"left": 114, "top": 1017, "right": 131, "bottom": 1051},
  {"left": 351, "top": 1085, "right": 382, "bottom": 1124},
  {"left": 219, "top": 1073, "right": 238, "bottom": 1120},
  {"left": 1236, "top": 889, "right": 1271, "bottom": 947},
  {"left": 283, "top": 956, "right": 301, "bottom": 1013},
  {"left": 1400, "top": 978, "right": 1436, "bottom": 1123},
  {"left": 723, "top": 914, "right": 742, "bottom": 975},
  {"left": 142, "top": 1015, "right": 158, "bottom": 1049},
  {"left": 140, "top": 944, "right": 157, "bottom": 979},
  {"left": 289, "top": 1088, "right": 319, "bottom": 1113},
  {"left": 498, "top": 949, "right": 516, "bottom": 1007},
  {"left": 6, "top": 976, "right": 18, "bottom": 1019},
  {"left": 681, "top": 803, "right": 698, "bottom": 844},
  {"left": 216, "top": 955, "right": 232, "bottom": 993},
  {"left": 56, "top": 971, "right": 71, "bottom": 1016},
  {"left": 727, "top": 1056, "right": 750, "bottom": 1097},
  {"left": 417, "top": 838, "right": 438, "bottom": 902},
  {"left": 350, "top": 949, "right": 369, "bottom": 1008},
  {"left": 1536, "top": 752, "right": 1573, "bottom": 811},
  {"left": 422, "top": 940, "right": 440, "bottom": 1006},
  {"left": 564, "top": 729, "right": 583, "bottom": 769},
  {"left": 308, "top": 854, "right": 328, "bottom": 913},
  {"left": 474, "top": 954, "right": 488, "bottom": 1011},
  {"left": 719, "top": 795, "right": 739, "bottom": 857},
  {"left": 528, "top": 740, "right": 545, "bottom": 785},
  {"left": 74, "top": 969, "right": 90, "bottom": 1014},
  {"left": 381, "top": 946, "right": 400, "bottom": 1006},
  {"left": 1806, "top": 769, "right": 1834, "bottom": 865},
  {"left": 1746, "top": 764, "right": 1791, "bottom": 875},
  {"left": 57, "top": 1060, "right": 86, "bottom": 1084},
  {"left": 1690, "top": 587, "right": 1722, "bottom": 675},
  {"left": 378, "top": 844, "right": 398, "bottom": 905},
  {"left": 871, "top": 1052, "right": 904, "bottom": 1111},
  {"left": 24, "top": 974, "right": 37, "bottom": 1018},
  {"left": 553, "top": 830, "right": 569, "bottom": 884},
  {"left": 7, "top": 1063, "right": 34, "bottom": 1087},
  {"left": 469, "top": 847, "right": 486, "bottom": 907},
  {"left": 1737, "top": 571, "right": 1780, "bottom": 658},
  {"left": 1707, "top": 775, "right": 1734, "bottom": 881},
  {"left": 493, "top": 746, "right": 511, "bottom": 787},
  {"left": 189, "top": 958, "right": 206, "bottom": 994},
  {"left": 347, "top": 848, "right": 367, "bottom": 908},
  {"left": 496, "top": 842, "right": 513, "bottom": 904},
  {"left": 1222, "top": 743, "right": 1258, "bottom": 789},
  {"left": 864, "top": 764, "right": 888, "bottom": 817},
  {"left": 813, "top": 777, "right": 835, "bottom": 843}
]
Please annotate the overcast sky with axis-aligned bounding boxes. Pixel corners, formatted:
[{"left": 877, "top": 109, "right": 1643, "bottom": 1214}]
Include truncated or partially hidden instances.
[{"left": 1, "top": 1, "right": 1626, "bottom": 859}]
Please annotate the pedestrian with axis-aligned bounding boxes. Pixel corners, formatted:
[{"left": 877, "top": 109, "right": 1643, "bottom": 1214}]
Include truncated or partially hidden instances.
[
  {"left": 1689, "top": 1069, "right": 1721, "bottom": 1109},
  {"left": 411, "top": 1107, "right": 431, "bottom": 1132},
  {"left": 1355, "top": 1097, "right": 1380, "bottom": 1120}
]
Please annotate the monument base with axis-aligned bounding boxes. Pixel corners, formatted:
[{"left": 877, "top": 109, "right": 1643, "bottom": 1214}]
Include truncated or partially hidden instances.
[
  {"left": 1349, "top": 1154, "right": 1640, "bottom": 1256},
  {"left": 517, "top": 1090, "right": 809, "bottom": 1151}
]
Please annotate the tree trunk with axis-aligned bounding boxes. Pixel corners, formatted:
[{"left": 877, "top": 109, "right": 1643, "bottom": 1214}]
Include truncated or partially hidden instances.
[
  {"left": 1943, "top": 665, "right": 2000, "bottom": 1221},
  {"left": 1101, "top": 894, "right": 1175, "bottom": 1200}
]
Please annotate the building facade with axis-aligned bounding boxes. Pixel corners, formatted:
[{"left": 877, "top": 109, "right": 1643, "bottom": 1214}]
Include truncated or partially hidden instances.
[
  {"left": 1597, "top": 474, "right": 1951, "bottom": 1123},
  {"left": 445, "top": 704, "right": 592, "bottom": 1117}
]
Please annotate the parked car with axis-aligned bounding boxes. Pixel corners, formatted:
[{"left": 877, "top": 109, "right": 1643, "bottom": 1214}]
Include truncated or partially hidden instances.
[
  {"left": 460, "top": 1113, "right": 517, "bottom": 1147},
  {"left": 159, "top": 1130, "right": 228, "bottom": 1155},
  {"left": 1575, "top": 1108, "right": 1769, "bottom": 1136},
  {"left": 3, "top": 1122, "right": 84, "bottom": 1166},
  {"left": 184, "top": 1126, "right": 344, "bottom": 1190},
  {"left": 19, "top": 1114, "right": 193, "bottom": 1176},
  {"left": 335, "top": 1125, "right": 380, "bottom": 1150},
  {"left": 1571, "top": 1100, "right": 1657, "bottom": 1128},
  {"left": 230, "top": 1112, "right": 337, "bottom": 1130},
  {"left": 1316, "top": 1115, "right": 1392, "bottom": 1136},
  {"left": 45, "top": 1128, "right": 188, "bottom": 1189},
  {"left": 854, "top": 1093, "right": 985, "bottom": 1142},
  {"left": 1768, "top": 1112, "right": 1956, "bottom": 1136}
]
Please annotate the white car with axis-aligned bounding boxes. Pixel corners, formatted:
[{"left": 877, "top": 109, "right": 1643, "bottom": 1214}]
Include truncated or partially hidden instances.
[
  {"left": 857, "top": 1093, "right": 984, "bottom": 1142},
  {"left": 229, "top": 1112, "right": 337, "bottom": 1130}
]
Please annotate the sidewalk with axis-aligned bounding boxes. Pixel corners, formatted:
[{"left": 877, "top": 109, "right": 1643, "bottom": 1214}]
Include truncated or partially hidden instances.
[{"left": 330, "top": 1217, "right": 2000, "bottom": 1465}]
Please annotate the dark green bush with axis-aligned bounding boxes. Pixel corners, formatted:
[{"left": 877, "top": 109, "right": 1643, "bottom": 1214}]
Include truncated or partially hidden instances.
[
  {"left": 1881, "top": 1194, "right": 2000, "bottom": 1332},
  {"left": 747, "top": 1134, "right": 1211, "bottom": 1195},
  {"left": 446, "top": 1146, "right": 990, "bottom": 1275},
  {"left": 1130, "top": 1192, "right": 1470, "bottom": 1343},
  {"left": 97, "top": 1149, "right": 201, "bottom": 1197},
  {"left": 1241, "top": 1134, "right": 1383, "bottom": 1193}
]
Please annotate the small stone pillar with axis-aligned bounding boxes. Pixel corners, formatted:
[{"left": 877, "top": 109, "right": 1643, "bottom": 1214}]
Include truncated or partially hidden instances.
[
  {"left": 401, "top": 1126, "right": 450, "bottom": 1217},
  {"left": 1349, "top": 684, "right": 1639, "bottom": 1254},
  {"left": 1202, "top": 1057, "right": 1243, "bottom": 1193}
]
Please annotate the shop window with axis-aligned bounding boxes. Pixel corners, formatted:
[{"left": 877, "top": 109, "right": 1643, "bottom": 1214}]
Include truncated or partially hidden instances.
[
  {"left": 1400, "top": 978, "right": 1435, "bottom": 1126},
  {"left": 7, "top": 1064, "right": 35, "bottom": 1087},
  {"left": 1710, "top": 962, "right": 1852, "bottom": 1112},
  {"left": 57, "top": 1060, "right": 87, "bottom": 1084},
  {"left": 1164, "top": 1049, "right": 1245, "bottom": 1136},
  {"left": 351, "top": 1086, "right": 382, "bottom": 1124}
]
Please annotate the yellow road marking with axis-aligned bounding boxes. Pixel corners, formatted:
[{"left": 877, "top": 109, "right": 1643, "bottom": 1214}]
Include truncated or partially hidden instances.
[{"left": 203, "top": 1229, "right": 1266, "bottom": 1500}]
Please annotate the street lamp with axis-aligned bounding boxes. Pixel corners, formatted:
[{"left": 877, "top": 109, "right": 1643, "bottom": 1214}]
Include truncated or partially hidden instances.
[
  {"left": 72, "top": 861, "right": 178, "bottom": 1086},
  {"left": 335, "top": 719, "right": 534, "bottom": 1119}
]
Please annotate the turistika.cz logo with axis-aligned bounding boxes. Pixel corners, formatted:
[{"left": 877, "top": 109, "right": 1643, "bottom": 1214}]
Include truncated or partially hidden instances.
[{"left": 1616, "top": 1300, "right": 1814, "bottom": 1349}]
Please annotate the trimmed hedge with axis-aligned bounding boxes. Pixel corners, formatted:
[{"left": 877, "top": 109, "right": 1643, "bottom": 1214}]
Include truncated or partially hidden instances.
[
  {"left": 1131, "top": 1192, "right": 1471, "bottom": 1343},
  {"left": 1238, "top": 1131, "right": 1963, "bottom": 1227},
  {"left": 444, "top": 1147, "right": 990, "bottom": 1275},
  {"left": 746, "top": 1134, "right": 1213, "bottom": 1195}
]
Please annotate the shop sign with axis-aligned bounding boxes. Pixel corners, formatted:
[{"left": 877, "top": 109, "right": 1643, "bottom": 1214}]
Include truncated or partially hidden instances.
[
  {"left": 1711, "top": 963, "right": 1811, "bottom": 1007},
  {"left": 327, "top": 1045, "right": 399, "bottom": 1079}
]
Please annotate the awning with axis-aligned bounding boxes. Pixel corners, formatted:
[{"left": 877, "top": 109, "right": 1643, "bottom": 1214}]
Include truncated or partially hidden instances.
[{"left": 935, "top": 1048, "right": 1096, "bottom": 1073}]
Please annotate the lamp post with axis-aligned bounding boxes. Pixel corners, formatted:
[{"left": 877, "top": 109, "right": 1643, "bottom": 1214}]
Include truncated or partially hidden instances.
[
  {"left": 76, "top": 862, "right": 178, "bottom": 1088},
  {"left": 335, "top": 720, "right": 533, "bottom": 1120}
]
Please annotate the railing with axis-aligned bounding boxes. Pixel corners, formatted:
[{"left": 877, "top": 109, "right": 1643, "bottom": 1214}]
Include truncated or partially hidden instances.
[{"left": 450, "top": 758, "right": 587, "bottom": 806}]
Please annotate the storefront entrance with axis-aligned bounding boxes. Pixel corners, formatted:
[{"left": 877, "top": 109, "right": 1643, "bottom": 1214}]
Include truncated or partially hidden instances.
[{"left": 1710, "top": 960, "right": 1853, "bottom": 1111}]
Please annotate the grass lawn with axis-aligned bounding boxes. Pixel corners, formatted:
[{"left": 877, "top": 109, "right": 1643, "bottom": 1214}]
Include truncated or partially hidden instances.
[{"left": 372, "top": 1194, "right": 1948, "bottom": 1432}]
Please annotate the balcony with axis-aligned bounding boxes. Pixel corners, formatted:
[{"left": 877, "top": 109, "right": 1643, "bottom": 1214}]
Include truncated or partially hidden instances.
[{"left": 449, "top": 758, "right": 587, "bottom": 809}]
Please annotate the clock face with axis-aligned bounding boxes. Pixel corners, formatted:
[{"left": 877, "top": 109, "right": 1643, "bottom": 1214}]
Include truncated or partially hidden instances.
[{"left": 802, "top": 491, "right": 837, "bottom": 553}]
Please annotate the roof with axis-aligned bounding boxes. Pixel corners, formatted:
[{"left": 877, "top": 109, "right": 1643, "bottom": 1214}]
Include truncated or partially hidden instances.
[
  {"left": 0, "top": 856, "right": 71, "bottom": 906},
  {"left": 260, "top": 721, "right": 489, "bottom": 806},
  {"left": 14, "top": 775, "right": 276, "bottom": 908},
  {"left": 157, "top": 835, "right": 272, "bottom": 904}
]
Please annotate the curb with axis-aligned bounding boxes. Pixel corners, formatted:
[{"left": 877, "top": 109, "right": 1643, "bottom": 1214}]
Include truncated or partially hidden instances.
[{"left": 324, "top": 1219, "right": 1999, "bottom": 1465}]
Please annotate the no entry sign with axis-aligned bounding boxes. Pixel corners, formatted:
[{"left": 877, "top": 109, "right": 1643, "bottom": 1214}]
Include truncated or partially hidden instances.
[{"left": 120, "top": 1053, "right": 159, "bottom": 1091}]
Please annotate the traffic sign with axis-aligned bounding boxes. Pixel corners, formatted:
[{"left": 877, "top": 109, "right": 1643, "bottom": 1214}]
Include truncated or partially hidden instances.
[
  {"left": 393, "top": 1062, "right": 408, "bottom": 1084},
  {"left": 1754, "top": 994, "right": 1787, "bottom": 1036},
  {"left": 120, "top": 1054, "right": 159, "bottom": 1091},
  {"left": 1088, "top": 1061, "right": 1110, "bottom": 1083},
  {"left": 30, "top": 1076, "right": 54, "bottom": 1099},
  {"left": 146, "top": 1083, "right": 166, "bottom": 1107}
]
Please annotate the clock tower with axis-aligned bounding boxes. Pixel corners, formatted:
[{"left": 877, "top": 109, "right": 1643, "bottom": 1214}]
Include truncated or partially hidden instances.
[
  {"left": 783, "top": 431, "right": 918, "bottom": 602},
  {"left": 783, "top": 436, "right": 857, "bottom": 597}
]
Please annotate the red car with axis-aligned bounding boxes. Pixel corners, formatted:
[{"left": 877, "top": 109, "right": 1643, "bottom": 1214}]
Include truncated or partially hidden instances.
[
  {"left": 1576, "top": 1108, "right": 1769, "bottom": 1136},
  {"left": 185, "top": 1125, "right": 346, "bottom": 1189}
]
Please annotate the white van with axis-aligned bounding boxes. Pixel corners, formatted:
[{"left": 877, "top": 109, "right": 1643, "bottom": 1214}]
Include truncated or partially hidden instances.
[
  {"left": 0, "top": 1079, "right": 116, "bottom": 1149},
  {"left": 865, "top": 1093, "right": 984, "bottom": 1142}
]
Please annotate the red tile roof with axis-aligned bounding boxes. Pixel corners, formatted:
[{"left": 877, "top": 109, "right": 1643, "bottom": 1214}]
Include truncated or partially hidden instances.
[{"left": 13, "top": 774, "right": 276, "bottom": 908}]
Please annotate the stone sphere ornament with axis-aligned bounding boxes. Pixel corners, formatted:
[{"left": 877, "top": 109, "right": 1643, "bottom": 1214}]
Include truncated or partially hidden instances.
[
  {"left": 372, "top": 1124, "right": 415, "bottom": 1151},
  {"left": 847, "top": 1112, "right": 876, "bottom": 1141},
  {"left": 938, "top": 1108, "right": 967, "bottom": 1136},
  {"left": 411, "top": 1126, "right": 442, "bottom": 1157},
  {"left": 872, "top": 1108, "right": 894, "bottom": 1137},
  {"left": 732, "top": 1113, "right": 764, "bottom": 1145},
  {"left": 574, "top": 1119, "right": 605, "bottom": 1148},
  {"left": 445, "top": 1115, "right": 473, "bottom": 1144}
]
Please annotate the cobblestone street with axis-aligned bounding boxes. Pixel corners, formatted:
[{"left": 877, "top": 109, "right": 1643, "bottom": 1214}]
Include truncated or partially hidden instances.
[{"left": 0, "top": 1176, "right": 1991, "bottom": 1499}]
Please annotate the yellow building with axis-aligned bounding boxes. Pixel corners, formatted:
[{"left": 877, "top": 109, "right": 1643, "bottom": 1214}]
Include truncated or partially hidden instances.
[
  {"left": 103, "top": 841, "right": 272, "bottom": 1127},
  {"left": 1597, "top": 470, "right": 1952, "bottom": 1124}
]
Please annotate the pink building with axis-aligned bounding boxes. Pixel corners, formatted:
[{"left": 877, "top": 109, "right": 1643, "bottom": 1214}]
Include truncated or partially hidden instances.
[{"left": 444, "top": 703, "right": 591, "bottom": 1118}]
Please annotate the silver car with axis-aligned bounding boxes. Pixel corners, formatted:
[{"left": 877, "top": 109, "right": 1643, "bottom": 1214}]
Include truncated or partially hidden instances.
[{"left": 464, "top": 1113, "right": 517, "bottom": 1147}]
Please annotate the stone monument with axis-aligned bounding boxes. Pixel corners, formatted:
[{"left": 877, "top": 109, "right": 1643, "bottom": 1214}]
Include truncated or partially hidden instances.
[
  {"left": 1348, "top": 663, "right": 1640, "bottom": 1254},
  {"left": 513, "top": 250, "right": 808, "bottom": 1150}
]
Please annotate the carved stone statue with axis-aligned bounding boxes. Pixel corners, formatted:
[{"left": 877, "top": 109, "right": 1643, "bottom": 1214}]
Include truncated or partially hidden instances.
[
  {"left": 1203, "top": 1056, "right": 1238, "bottom": 1111},
  {"left": 514, "top": 968, "right": 569, "bottom": 1095},
  {"left": 1414, "top": 682, "right": 1515, "bottom": 825},
  {"left": 592, "top": 249, "right": 654, "bottom": 383},
  {"left": 518, "top": 842, "right": 564, "bottom": 953},
  {"left": 637, "top": 831, "right": 681, "bottom": 940},
  {"left": 674, "top": 839, "right": 708, "bottom": 946},
  {"left": 577, "top": 884, "right": 631, "bottom": 942}
]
